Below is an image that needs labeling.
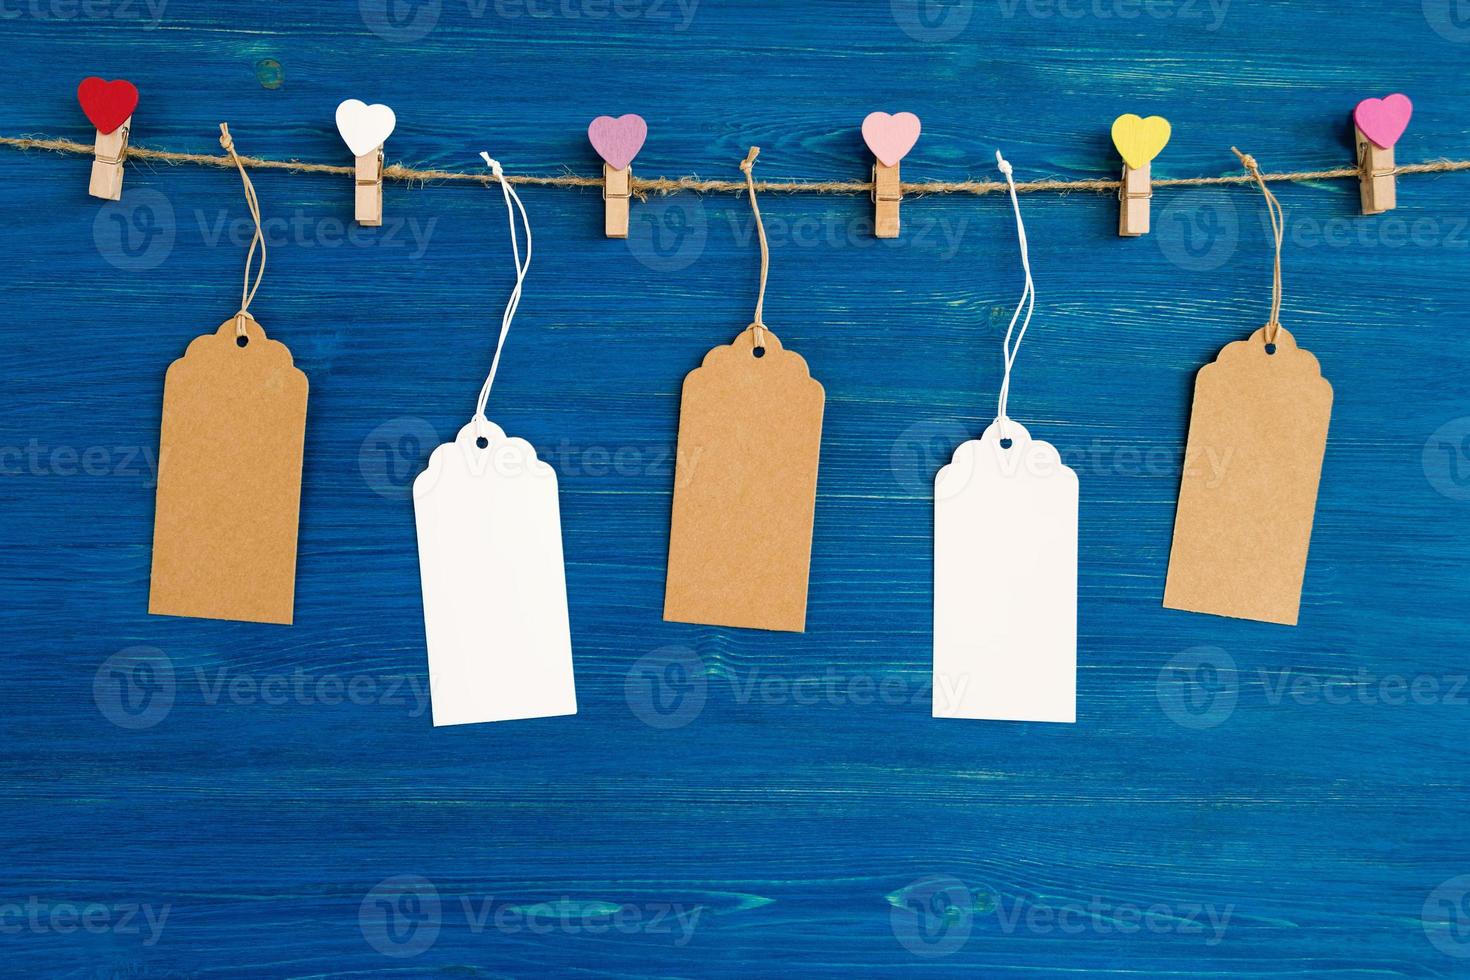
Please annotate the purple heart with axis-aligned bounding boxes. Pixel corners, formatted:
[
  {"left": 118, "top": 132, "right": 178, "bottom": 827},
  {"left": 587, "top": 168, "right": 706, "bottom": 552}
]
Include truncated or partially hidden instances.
[{"left": 588, "top": 114, "right": 647, "bottom": 170}]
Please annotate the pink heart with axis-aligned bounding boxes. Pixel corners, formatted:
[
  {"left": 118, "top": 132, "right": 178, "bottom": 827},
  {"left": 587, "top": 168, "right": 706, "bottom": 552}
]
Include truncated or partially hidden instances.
[
  {"left": 588, "top": 114, "right": 647, "bottom": 170},
  {"left": 1354, "top": 94, "right": 1413, "bottom": 150},
  {"left": 862, "top": 111, "right": 921, "bottom": 167}
]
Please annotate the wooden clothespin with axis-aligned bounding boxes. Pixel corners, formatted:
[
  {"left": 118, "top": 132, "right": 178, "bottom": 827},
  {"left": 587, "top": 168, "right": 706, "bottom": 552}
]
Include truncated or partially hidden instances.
[
  {"left": 77, "top": 77, "right": 138, "bottom": 201},
  {"left": 588, "top": 114, "right": 647, "bottom": 238},
  {"left": 1353, "top": 94, "right": 1412, "bottom": 216},
  {"left": 335, "top": 99, "right": 397, "bottom": 227},
  {"left": 1111, "top": 114, "right": 1171, "bottom": 237},
  {"left": 861, "top": 112, "right": 920, "bottom": 238}
]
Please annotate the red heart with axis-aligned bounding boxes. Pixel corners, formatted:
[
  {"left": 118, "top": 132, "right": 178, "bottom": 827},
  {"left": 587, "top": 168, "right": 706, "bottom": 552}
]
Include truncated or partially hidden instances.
[{"left": 77, "top": 77, "right": 138, "bottom": 135}]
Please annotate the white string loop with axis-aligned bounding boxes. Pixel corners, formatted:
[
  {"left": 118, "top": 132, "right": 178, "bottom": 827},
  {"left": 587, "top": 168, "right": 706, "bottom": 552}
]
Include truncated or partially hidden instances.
[
  {"left": 473, "top": 152, "right": 533, "bottom": 441},
  {"left": 994, "top": 150, "right": 1035, "bottom": 443}
]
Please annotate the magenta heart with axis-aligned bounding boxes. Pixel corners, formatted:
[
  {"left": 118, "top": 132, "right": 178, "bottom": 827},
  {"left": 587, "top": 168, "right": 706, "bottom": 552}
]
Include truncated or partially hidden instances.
[
  {"left": 862, "top": 111, "right": 921, "bottom": 167},
  {"left": 1354, "top": 94, "right": 1413, "bottom": 150},
  {"left": 588, "top": 114, "right": 647, "bottom": 170}
]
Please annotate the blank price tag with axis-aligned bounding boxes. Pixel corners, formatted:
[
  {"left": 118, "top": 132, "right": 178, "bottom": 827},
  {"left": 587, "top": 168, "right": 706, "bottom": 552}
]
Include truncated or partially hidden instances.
[
  {"left": 664, "top": 326, "right": 825, "bottom": 633},
  {"left": 414, "top": 421, "right": 577, "bottom": 726},
  {"left": 1164, "top": 327, "right": 1332, "bottom": 625},
  {"left": 934, "top": 421, "right": 1078, "bottom": 723},
  {"left": 149, "top": 316, "right": 308, "bottom": 625}
]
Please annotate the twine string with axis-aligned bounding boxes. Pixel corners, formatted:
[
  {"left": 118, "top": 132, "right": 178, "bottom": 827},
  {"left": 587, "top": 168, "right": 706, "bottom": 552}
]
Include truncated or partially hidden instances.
[
  {"left": 473, "top": 154, "right": 533, "bottom": 440},
  {"left": 1232, "top": 147, "right": 1285, "bottom": 345},
  {"left": 739, "top": 146, "right": 769, "bottom": 348},
  {"left": 217, "top": 124, "right": 265, "bottom": 337},
  {"left": 994, "top": 151, "right": 1035, "bottom": 443},
  {"left": 10, "top": 135, "right": 1464, "bottom": 196}
]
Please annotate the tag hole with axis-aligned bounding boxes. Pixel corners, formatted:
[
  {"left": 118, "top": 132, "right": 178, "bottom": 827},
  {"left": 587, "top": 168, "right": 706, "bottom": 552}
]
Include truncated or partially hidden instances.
[
  {"left": 236, "top": 335, "right": 249, "bottom": 348},
  {"left": 475, "top": 436, "right": 489, "bottom": 449},
  {"left": 999, "top": 438, "right": 1014, "bottom": 450},
  {"left": 1264, "top": 343, "right": 1277, "bottom": 355},
  {"left": 753, "top": 346, "right": 766, "bottom": 358}
]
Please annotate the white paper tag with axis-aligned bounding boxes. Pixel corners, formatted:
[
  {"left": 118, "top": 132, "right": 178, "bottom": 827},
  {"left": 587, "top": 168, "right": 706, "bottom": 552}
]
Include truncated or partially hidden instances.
[
  {"left": 413, "top": 421, "right": 577, "bottom": 726},
  {"left": 934, "top": 421, "right": 1078, "bottom": 723}
]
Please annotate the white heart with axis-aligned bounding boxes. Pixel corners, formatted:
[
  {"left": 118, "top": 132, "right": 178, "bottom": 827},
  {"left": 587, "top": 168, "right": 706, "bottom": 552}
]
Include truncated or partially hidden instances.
[{"left": 336, "top": 99, "right": 396, "bottom": 157}]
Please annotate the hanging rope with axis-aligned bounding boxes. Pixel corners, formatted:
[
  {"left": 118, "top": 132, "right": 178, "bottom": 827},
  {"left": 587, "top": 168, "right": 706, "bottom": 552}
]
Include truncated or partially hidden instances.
[
  {"left": 1232, "top": 147, "right": 1285, "bottom": 345},
  {"left": 217, "top": 124, "right": 265, "bottom": 338},
  {"left": 994, "top": 151, "right": 1035, "bottom": 443},
  {"left": 739, "top": 146, "right": 770, "bottom": 348},
  {"left": 472, "top": 153, "right": 533, "bottom": 440}
]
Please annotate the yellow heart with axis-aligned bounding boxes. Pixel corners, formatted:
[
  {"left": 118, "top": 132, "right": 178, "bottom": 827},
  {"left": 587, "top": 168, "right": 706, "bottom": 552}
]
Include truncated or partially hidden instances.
[{"left": 1111, "top": 114, "right": 1172, "bottom": 170}]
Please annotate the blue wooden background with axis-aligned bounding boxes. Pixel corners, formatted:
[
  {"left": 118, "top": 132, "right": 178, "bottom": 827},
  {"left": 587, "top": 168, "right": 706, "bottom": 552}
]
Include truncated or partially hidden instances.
[{"left": 4, "top": 0, "right": 1470, "bottom": 975}]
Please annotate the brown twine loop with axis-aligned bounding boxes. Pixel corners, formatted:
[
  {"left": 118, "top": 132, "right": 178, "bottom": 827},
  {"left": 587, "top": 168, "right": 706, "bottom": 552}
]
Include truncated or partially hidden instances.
[
  {"left": 3, "top": 135, "right": 1469, "bottom": 195},
  {"left": 740, "top": 146, "right": 768, "bottom": 349},
  {"left": 1232, "top": 146, "right": 1284, "bottom": 346},
  {"left": 218, "top": 124, "right": 266, "bottom": 339}
]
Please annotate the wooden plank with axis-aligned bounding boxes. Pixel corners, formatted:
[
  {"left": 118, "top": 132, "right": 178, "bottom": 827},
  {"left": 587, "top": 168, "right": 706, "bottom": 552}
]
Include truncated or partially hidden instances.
[{"left": 0, "top": 2, "right": 1467, "bottom": 975}]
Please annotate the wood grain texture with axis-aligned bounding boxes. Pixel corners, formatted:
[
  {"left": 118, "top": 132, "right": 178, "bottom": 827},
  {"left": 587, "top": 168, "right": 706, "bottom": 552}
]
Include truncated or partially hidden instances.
[{"left": 1, "top": 0, "right": 1469, "bottom": 975}]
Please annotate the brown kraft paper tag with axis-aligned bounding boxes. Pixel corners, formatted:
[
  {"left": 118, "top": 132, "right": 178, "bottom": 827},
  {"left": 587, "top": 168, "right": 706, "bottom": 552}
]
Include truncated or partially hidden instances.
[
  {"left": 664, "top": 326, "right": 824, "bottom": 632},
  {"left": 149, "top": 315, "right": 309, "bottom": 625},
  {"left": 1164, "top": 326, "right": 1332, "bottom": 626}
]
